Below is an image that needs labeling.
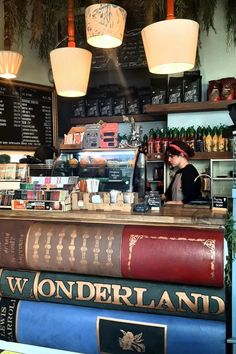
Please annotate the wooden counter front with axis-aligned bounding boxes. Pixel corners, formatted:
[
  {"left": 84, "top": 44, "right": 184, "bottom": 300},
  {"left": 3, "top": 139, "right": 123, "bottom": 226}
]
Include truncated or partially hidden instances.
[{"left": 0, "top": 205, "right": 226, "bottom": 229}]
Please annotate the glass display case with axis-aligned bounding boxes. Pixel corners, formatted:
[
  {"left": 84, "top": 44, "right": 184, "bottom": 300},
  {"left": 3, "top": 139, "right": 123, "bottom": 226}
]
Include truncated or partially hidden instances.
[{"left": 53, "top": 147, "right": 145, "bottom": 196}]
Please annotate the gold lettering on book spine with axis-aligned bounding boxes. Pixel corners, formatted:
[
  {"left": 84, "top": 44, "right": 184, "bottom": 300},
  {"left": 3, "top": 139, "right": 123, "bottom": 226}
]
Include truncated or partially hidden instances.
[
  {"left": 93, "top": 229, "right": 102, "bottom": 265},
  {"left": 32, "top": 228, "right": 42, "bottom": 265},
  {"left": 203, "top": 239, "right": 216, "bottom": 279},
  {"left": 80, "top": 229, "right": 89, "bottom": 265},
  {"left": 106, "top": 232, "right": 114, "bottom": 267},
  {"left": 127, "top": 235, "right": 216, "bottom": 279},
  {"left": 68, "top": 228, "right": 78, "bottom": 266},
  {"left": 56, "top": 229, "right": 66, "bottom": 265},
  {"left": 44, "top": 230, "right": 53, "bottom": 264}
]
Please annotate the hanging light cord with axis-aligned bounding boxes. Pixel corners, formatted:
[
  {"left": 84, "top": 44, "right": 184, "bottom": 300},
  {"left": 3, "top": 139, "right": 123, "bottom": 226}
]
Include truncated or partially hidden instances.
[
  {"left": 68, "top": 0, "right": 76, "bottom": 47},
  {"left": 166, "top": 0, "right": 175, "bottom": 20},
  {"left": 51, "top": 0, "right": 75, "bottom": 49}
]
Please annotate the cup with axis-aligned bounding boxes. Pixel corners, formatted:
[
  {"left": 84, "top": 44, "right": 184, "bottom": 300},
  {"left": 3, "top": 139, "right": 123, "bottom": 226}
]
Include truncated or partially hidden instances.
[
  {"left": 110, "top": 190, "right": 120, "bottom": 204},
  {"left": 123, "top": 192, "right": 132, "bottom": 204}
]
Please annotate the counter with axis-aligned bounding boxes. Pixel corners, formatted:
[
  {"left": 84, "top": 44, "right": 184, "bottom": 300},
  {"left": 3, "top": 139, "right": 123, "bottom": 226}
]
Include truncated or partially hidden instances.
[{"left": 0, "top": 205, "right": 226, "bottom": 229}]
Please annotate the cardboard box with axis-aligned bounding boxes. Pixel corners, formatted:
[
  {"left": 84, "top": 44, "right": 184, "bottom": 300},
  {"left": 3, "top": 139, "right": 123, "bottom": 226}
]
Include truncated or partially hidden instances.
[{"left": 12, "top": 199, "right": 71, "bottom": 211}]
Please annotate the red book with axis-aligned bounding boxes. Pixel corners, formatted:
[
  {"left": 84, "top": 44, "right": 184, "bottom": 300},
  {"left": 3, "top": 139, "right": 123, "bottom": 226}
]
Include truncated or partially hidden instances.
[{"left": 121, "top": 225, "right": 224, "bottom": 287}]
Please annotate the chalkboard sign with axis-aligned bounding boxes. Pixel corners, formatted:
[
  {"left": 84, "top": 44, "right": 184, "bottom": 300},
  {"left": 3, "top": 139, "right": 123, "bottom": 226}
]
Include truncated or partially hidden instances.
[
  {"left": 0, "top": 79, "right": 55, "bottom": 148},
  {"left": 109, "top": 168, "right": 122, "bottom": 181},
  {"left": 91, "top": 32, "right": 146, "bottom": 71},
  {"left": 212, "top": 196, "right": 228, "bottom": 210}
]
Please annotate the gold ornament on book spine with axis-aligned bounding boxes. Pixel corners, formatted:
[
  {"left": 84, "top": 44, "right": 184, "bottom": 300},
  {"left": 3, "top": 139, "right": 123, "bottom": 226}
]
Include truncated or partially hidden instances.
[
  {"left": 93, "top": 230, "right": 102, "bottom": 265},
  {"left": 68, "top": 228, "right": 78, "bottom": 265},
  {"left": 45, "top": 231, "right": 53, "bottom": 264},
  {"left": 106, "top": 232, "right": 115, "bottom": 267},
  {"left": 32, "top": 229, "right": 41, "bottom": 265},
  {"left": 80, "top": 231, "right": 89, "bottom": 265},
  {"left": 56, "top": 230, "right": 66, "bottom": 265}
]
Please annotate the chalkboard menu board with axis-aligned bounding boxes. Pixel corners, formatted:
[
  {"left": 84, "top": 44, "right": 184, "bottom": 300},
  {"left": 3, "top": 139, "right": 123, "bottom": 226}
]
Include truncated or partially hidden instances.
[
  {"left": 91, "top": 32, "right": 146, "bottom": 71},
  {"left": 0, "top": 80, "right": 54, "bottom": 148}
]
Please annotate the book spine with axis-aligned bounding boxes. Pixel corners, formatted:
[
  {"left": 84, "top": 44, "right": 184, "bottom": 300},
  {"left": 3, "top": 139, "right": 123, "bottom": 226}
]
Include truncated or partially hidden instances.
[
  {"left": 0, "top": 269, "right": 226, "bottom": 321},
  {"left": 0, "top": 298, "right": 226, "bottom": 354},
  {"left": 0, "top": 220, "right": 224, "bottom": 286}
]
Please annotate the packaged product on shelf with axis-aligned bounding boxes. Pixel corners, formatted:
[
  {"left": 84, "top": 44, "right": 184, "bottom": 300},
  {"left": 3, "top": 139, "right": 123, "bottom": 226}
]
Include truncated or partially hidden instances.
[
  {"left": 168, "top": 77, "right": 183, "bottom": 103},
  {"left": 86, "top": 98, "right": 100, "bottom": 117},
  {"left": 99, "top": 97, "right": 113, "bottom": 117},
  {"left": 207, "top": 80, "right": 221, "bottom": 101},
  {"left": 183, "top": 70, "right": 202, "bottom": 102},
  {"left": 150, "top": 77, "right": 168, "bottom": 105},
  {"left": 220, "top": 77, "right": 235, "bottom": 100},
  {"left": 126, "top": 95, "right": 141, "bottom": 115},
  {"left": 113, "top": 96, "right": 126, "bottom": 115},
  {"left": 73, "top": 98, "right": 86, "bottom": 118}
]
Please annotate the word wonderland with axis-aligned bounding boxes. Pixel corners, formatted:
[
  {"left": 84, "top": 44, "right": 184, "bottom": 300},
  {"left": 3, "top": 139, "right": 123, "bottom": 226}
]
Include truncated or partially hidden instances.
[{"left": 0, "top": 269, "right": 225, "bottom": 321}]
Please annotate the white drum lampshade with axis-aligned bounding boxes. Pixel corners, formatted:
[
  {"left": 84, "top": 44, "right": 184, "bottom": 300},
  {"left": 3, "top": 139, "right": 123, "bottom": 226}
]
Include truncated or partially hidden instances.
[
  {"left": 85, "top": 3, "right": 127, "bottom": 48},
  {"left": 0, "top": 50, "right": 23, "bottom": 79},
  {"left": 141, "top": 19, "right": 199, "bottom": 75},
  {"left": 50, "top": 47, "right": 92, "bottom": 97}
]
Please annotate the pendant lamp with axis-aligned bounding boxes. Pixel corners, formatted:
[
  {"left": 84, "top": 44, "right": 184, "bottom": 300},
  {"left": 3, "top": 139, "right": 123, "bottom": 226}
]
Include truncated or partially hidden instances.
[
  {"left": 141, "top": 0, "right": 199, "bottom": 75},
  {"left": 85, "top": 3, "right": 127, "bottom": 49},
  {"left": 0, "top": 50, "right": 23, "bottom": 79},
  {"left": 50, "top": 0, "right": 92, "bottom": 97}
]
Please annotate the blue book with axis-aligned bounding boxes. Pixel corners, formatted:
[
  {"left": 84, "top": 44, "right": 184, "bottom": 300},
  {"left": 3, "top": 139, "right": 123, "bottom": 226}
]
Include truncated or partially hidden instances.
[{"left": 0, "top": 298, "right": 226, "bottom": 354}]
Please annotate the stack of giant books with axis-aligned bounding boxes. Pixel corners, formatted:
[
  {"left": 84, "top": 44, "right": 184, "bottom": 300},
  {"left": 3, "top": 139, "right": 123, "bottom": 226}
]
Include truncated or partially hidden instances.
[{"left": 0, "top": 220, "right": 227, "bottom": 353}]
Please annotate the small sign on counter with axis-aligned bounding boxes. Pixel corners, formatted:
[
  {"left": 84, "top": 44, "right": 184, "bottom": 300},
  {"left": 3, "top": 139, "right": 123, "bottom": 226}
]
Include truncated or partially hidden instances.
[{"left": 212, "top": 196, "right": 228, "bottom": 212}]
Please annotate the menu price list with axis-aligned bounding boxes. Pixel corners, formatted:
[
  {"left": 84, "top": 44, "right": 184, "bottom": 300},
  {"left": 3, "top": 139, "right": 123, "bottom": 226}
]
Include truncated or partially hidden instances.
[{"left": 0, "top": 83, "right": 53, "bottom": 146}]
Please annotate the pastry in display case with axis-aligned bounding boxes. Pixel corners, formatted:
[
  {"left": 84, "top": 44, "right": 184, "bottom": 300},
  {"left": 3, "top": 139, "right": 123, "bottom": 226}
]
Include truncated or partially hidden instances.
[{"left": 52, "top": 148, "right": 145, "bottom": 197}]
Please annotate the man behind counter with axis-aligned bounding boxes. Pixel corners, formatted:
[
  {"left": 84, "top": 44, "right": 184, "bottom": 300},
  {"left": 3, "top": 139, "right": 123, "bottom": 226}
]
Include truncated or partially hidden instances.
[{"left": 162, "top": 140, "right": 201, "bottom": 205}]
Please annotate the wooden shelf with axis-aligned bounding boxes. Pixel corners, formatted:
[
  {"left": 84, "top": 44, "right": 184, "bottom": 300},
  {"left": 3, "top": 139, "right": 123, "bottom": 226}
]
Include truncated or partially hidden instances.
[
  {"left": 192, "top": 152, "right": 232, "bottom": 160},
  {"left": 147, "top": 151, "right": 232, "bottom": 161},
  {"left": 69, "top": 100, "right": 236, "bottom": 125},
  {"left": 70, "top": 113, "right": 166, "bottom": 125},
  {"left": 144, "top": 100, "right": 236, "bottom": 115}
]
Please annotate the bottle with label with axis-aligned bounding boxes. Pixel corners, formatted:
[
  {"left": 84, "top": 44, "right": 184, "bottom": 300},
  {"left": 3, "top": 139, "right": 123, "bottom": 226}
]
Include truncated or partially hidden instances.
[
  {"left": 148, "top": 129, "right": 155, "bottom": 154},
  {"left": 196, "top": 126, "right": 204, "bottom": 152},
  {"left": 168, "top": 128, "right": 173, "bottom": 144},
  {"left": 202, "top": 126, "right": 206, "bottom": 151},
  {"left": 142, "top": 134, "right": 148, "bottom": 154},
  {"left": 187, "top": 126, "right": 195, "bottom": 150},
  {"left": 179, "top": 127, "right": 186, "bottom": 142},
  {"left": 172, "top": 127, "right": 179, "bottom": 141},
  {"left": 161, "top": 128, "right": 169, "bottom": 153},
  {"left": 212, "top": 126, "right": 218, "bottom": 152},
  {"left": 154, "top": 128, "right": 162, "bottom": 154},
  {"left": 205, "top": 126, "right": 213, "bottom": 152}
]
